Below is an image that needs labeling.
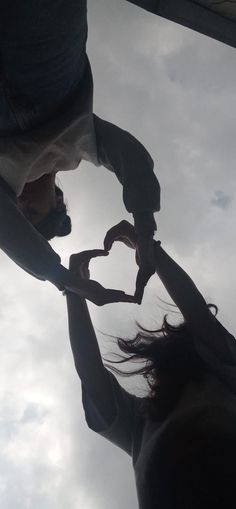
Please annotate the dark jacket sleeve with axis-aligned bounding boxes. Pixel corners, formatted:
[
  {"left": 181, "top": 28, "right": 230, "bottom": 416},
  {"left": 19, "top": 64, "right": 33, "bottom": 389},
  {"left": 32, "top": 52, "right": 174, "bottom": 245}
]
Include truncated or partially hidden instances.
[
  {"left": 93, "top": 114, "right": 160, "bottom": 214},
  {"left": 0, "top": 181, "right": 65, "bottom": 289}
]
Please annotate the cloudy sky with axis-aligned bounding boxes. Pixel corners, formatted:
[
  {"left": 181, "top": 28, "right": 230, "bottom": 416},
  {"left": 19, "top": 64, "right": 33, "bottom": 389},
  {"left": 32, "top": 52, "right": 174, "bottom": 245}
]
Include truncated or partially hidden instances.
[{"left": 1, "top": 1, "right": 236, "bottom": 508}]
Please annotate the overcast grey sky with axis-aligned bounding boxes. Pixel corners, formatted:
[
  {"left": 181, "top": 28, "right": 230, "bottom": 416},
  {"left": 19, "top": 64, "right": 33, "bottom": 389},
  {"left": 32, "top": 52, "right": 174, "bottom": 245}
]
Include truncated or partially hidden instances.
[{"left": 1, "top": 1, "right": 236, "bottom": 508}]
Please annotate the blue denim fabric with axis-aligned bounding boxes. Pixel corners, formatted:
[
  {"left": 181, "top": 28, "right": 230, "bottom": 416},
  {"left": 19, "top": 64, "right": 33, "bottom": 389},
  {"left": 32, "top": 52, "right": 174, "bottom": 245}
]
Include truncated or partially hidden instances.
[{"left": 0, "top": 1, "right": 87, "bottom": 135}]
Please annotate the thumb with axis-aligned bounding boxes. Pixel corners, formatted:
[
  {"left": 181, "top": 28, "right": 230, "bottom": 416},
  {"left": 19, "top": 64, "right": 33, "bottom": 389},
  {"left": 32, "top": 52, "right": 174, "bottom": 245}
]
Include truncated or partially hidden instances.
[
  {"left": 134, "top": 267, "right": 154, "bottom": 305},
  {"left": 104, "top": 233, "right": 114, "bottom": 251},
  {"left": 82, "top": 249, "right": 109, "bottom": 262},
  {"left": 134, "top": 269, "right": 145, "bottom": 305}
]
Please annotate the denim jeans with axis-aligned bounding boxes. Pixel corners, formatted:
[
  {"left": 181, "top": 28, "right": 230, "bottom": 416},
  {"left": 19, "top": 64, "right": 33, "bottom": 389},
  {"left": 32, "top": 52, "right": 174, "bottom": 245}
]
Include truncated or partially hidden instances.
[{"left": 0, "top": 1, "right": 87, "bottom": 135}]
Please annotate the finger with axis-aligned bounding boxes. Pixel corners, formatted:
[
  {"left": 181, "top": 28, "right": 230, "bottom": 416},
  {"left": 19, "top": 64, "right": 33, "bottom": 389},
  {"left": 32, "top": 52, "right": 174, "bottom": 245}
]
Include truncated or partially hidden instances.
[
  {"left": 104, "top": 220, "right": 137, "bottom": 251},
  {"left": 103, "top": 221, "right": 128, "bottom": 250},
  {"left": 134, "top": 268, "right": 153, "bottom": 304},
  {"left": 121, "top": 236, "right": 136, "bottom": 249},
  {"left": 120, "top": 294, "right": 136, "bottom": 303},
  {"left": 71, "top": 249, "right": 108, "bottom": 264},
  {"left": 84, "top": 249, "right": 109, "bottom": 260},
  {"left": 80, "top": 260, "right": 90, "bottom": 279},
  {"left": 104, "top": 231, "right": 115, "bottom": 251},
  {"left": 70, "top": 250, "right": 109, "bottom": 278},
  {"left": 78, "top": 250, "right": 109, "bottom": 266},
  {"left": 105, "top": 234, "right": 135, "bottom": 250},
  {"left": 106, "top": 290, "right": 136, "bottom": 303}
]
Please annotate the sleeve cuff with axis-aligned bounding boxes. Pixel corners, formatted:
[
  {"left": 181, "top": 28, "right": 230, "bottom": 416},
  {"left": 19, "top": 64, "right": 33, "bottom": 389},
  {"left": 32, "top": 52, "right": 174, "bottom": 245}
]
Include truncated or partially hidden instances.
[{"left": 46, "top": 264, "right": 69, "bottom": 291}]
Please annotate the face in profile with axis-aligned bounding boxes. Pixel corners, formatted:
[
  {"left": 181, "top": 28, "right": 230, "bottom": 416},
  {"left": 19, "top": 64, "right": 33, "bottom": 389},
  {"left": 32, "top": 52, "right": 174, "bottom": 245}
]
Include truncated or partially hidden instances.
[{"left": 17, "top": 174, "right": 63, "bottom": 225}]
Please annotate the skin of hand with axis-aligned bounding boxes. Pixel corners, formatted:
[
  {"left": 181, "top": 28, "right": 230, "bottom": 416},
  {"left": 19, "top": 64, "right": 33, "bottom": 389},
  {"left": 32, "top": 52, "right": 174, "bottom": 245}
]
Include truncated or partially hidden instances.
[
  {"left": 68, "top": 249, "right": 135, "bottom": 306},
  {"left": 103, "top": 220, "right": 155, "bottom": 304}
]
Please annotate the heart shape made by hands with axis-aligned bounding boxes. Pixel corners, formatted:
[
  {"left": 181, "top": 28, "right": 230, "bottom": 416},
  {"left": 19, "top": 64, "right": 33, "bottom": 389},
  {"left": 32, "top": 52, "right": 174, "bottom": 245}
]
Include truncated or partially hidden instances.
[
  {"left": 69, "top": 246, "right": 136, "bottom": 306},
  {"left": 70, "top": 220, "right": 155, "bottom": 305},
  {"left": 89, "top": 241, "right": 137, "bottom": 297}
]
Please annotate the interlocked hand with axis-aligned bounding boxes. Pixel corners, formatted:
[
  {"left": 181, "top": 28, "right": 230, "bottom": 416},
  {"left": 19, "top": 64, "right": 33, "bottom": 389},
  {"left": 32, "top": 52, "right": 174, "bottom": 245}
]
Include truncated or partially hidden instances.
[
  {"left": 104, "top": 220, "right": 155, "bottom": 304},
  {"left": 68, "top": 249, "right": 135, "bottom": 306}
]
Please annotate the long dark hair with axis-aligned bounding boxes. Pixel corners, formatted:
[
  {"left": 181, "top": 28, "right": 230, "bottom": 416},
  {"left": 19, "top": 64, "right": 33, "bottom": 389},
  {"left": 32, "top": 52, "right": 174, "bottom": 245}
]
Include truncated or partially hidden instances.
[
  {"left": 105, "top": 304, "right": 217, "bottom": 421},
  {"left": 35, "top": 185, "right": 71, "bottom": 240}
]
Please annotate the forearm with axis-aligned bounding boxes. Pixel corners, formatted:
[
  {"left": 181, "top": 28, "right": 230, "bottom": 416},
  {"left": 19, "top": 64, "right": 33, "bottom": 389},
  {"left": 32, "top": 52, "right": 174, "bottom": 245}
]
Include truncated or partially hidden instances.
[
  {"left": 66, "top": 293, "right": 104, "bottom": 382},
  {"left": 93, "top": 115, "right": 160, "bottom": 228},
  {"left": 153, "top": 241, "right": 236, "bottom": 363},
  {"left": 0, "top": 185, "right": 68, "bottom": 290},
  {"left": 66, "top": 291, "right": 116, "bottom": 422},
  {"left": 153, "top": 241, "right": 207, "bottom": 322}
]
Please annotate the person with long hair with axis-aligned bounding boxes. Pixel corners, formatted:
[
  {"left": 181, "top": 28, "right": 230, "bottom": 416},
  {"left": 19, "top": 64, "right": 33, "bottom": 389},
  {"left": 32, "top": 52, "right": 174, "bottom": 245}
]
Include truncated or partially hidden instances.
[
  {"left": 66, "top": 220, "right": 236, "bottom": 509},
  {"left": 0, "top": 1, "right": 160, "bottom": 302}
]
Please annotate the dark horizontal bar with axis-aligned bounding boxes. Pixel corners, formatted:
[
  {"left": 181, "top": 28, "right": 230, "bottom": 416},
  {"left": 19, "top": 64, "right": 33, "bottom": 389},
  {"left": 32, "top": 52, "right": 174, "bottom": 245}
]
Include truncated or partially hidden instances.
[{"left": 126, "top": 0, "right": 236, "bottom": 49}]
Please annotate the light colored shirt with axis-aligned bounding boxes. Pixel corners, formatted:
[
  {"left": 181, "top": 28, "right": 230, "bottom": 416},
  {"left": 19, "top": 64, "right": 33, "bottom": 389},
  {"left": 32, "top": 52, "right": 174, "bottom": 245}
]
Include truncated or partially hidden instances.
[
  {"left": 0, "top": 59, "right": 98, "bottom": 197},
  {"left": 82, "top": 324, "right": 236, "bottom": 509},
  {"left": 0, "top": 57, "right": 160, "bottom": 287}
]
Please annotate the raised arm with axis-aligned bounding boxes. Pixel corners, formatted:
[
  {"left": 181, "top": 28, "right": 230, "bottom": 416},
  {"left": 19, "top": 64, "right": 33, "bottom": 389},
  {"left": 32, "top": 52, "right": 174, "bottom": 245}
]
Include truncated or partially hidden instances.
[
  {"left": 66, "top": 250, "right": 141, "bottom": 452},
  {"left": 153, "top": 242, "right": 210, "bottom": 326},
  {"left": 66, "top": 294, "right": 116, "bottom": 419},
  {"left": 66, "top": 252, "right": 117, "bottom": 423},
  {"left": 103, "top": 220, "right": 236, "bottom": 364},
  {"left": 0, "top": 183, "right": 70, "bottom": 290},
  {"left": 93, "top": 114, "right": 160, "bottom": 221},
  {"left": 93, "top": 114, "right": 160, "bottom": 302},
  {"left": 154, "top": 242, "right": 235, "bottom": 363}
]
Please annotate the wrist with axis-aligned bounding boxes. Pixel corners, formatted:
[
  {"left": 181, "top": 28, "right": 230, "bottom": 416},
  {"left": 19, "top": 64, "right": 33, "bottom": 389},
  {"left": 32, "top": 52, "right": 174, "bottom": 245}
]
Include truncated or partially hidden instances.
[
  {"left": 46, "top": 264, "right": 71, "bottom": 292},
  {"left": 153, "top": 239, "right": 162, "bottom": 264},
  {"left": 133, "top": 210, "right": 157, "bottom": 236}
]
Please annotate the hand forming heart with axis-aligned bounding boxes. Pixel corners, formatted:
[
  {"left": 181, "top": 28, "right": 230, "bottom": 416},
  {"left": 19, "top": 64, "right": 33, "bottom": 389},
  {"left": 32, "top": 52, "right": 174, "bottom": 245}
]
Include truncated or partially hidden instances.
[
  {"left": 104, "top": 220, "right": 156, "bottom": 304},
  {"left": 68, "top": 221, "right": 156, "bottom": 306},
  {"left": 68, "top": 249, "right": 136, "bottom": 306}
]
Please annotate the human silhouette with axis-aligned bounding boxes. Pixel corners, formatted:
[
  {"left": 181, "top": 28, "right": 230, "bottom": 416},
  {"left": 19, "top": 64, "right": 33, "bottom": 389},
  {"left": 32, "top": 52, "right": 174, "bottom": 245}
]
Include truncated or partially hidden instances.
[
  {"left": 0, "top": 1, "right": 159, "bottom": 303},
  {"left": 66, "top": 220, "right": 236, "bottom": 509}
]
